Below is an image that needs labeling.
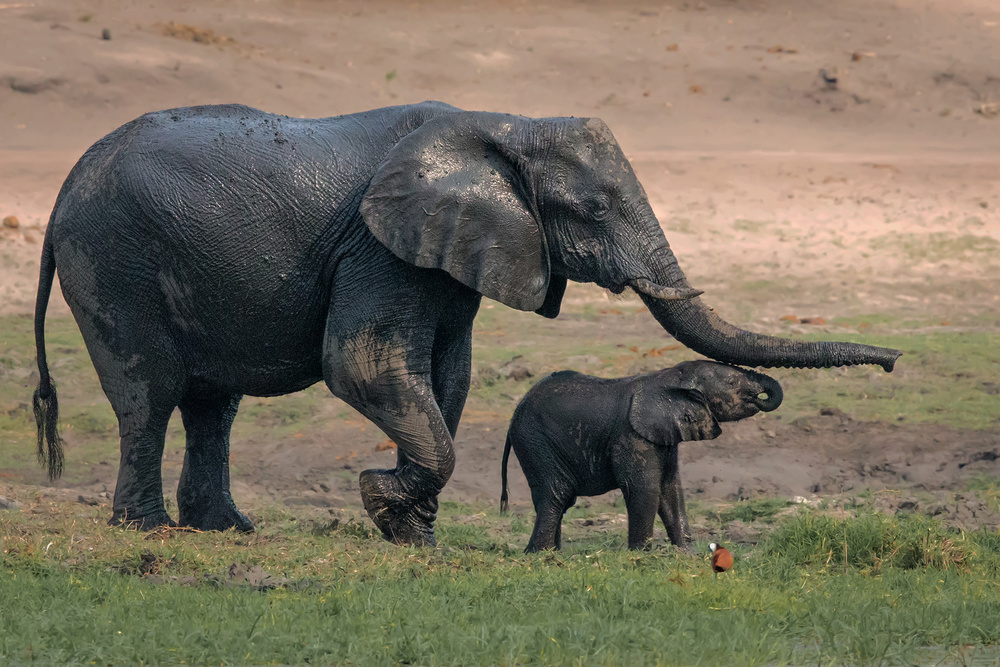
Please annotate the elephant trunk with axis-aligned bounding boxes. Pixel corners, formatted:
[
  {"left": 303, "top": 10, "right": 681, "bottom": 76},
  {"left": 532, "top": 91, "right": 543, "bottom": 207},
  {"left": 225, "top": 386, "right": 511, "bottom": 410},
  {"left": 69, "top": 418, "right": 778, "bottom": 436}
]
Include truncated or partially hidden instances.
[
  {"left": 753, "top": 373, "right": 783, "bottom": 412},
  {"left": 633, "top": 245, "right": 902, "bottom": 372}
]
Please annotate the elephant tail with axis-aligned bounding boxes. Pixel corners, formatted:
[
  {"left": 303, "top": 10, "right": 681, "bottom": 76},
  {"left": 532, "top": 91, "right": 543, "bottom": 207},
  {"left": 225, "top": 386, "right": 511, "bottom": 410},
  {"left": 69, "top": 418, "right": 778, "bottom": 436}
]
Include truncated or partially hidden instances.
[
  {"left": 33, "top": 233, "right": 64, "bottom": 480},
  {"left": 500, "top": 432, "right": 513, "bottom": 514}
]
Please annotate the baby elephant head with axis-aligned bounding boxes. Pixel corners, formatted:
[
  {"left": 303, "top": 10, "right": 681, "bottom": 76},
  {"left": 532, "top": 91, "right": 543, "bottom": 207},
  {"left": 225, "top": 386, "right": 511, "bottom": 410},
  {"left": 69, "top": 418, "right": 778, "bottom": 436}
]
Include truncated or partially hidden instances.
[
  {"left": 661, "top": 360, "right": 783, "bottom": 422},
  {"left": 629, "top": 360, "right": 783, "bottom": 446}
]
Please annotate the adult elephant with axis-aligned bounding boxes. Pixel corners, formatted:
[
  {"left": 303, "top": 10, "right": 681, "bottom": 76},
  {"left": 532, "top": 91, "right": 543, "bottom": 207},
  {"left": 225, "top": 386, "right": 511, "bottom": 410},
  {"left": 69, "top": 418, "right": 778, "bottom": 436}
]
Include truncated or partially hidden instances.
[{"left": 32, "top": 101, "right": 900, "bottom": 545}]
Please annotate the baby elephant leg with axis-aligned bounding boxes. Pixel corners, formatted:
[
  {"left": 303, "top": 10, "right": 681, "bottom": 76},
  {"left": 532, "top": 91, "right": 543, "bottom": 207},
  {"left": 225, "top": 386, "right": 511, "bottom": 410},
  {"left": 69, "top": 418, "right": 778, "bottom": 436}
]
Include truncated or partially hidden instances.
[
  {"left": 526, "top": 484, "right": 575, "bottom": 552},
  {"left": 657, "top": 445, "right": 693, "bottom": 551},
  {"left": 622, "top": 484, "right": 660, "bottom": 550},
  {"left": 617, "top": 461, "right": 662, "bottom": 550}
]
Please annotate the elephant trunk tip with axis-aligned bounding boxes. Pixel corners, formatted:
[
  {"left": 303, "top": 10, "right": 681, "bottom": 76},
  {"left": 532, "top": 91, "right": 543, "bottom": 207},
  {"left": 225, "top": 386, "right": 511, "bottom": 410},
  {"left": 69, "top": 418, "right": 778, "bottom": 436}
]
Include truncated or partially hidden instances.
[{"left": 881, "top": 349, "right": 903, "bottom": 373}]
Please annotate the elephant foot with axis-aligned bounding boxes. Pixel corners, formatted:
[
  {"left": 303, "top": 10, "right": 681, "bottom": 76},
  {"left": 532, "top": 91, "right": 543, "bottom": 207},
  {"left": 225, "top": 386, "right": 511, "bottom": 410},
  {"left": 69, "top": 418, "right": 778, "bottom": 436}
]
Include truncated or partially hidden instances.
[
  {"left": 109, "top": 509, "right": 176, "bottom": 531},
  {"left": 359, "top": 468, "right": 438, "bottom": 547},
  {"left": 178, "top": 498, "right": 254, "bottom": 533}
]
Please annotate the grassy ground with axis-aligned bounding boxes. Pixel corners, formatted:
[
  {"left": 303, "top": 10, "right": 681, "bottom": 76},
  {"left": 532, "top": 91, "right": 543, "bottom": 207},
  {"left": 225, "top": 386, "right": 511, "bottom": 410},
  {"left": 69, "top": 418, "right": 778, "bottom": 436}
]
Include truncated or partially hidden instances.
[
  {"left": 2, "top": 302, "right": 999, "bottom": 665},
  {"left": 3, "top": 496, "right": 1000, "bottom": 666}
]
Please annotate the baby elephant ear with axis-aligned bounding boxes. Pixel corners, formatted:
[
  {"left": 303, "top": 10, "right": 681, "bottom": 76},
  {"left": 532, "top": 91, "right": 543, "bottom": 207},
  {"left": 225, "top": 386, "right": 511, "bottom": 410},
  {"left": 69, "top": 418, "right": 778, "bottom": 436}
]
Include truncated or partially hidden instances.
[
  {"left": 360, "top": 111, "right": 551, "bottom": 313},
  {"left": 629, "top": 387, "right": 722, "bottom": 447}
]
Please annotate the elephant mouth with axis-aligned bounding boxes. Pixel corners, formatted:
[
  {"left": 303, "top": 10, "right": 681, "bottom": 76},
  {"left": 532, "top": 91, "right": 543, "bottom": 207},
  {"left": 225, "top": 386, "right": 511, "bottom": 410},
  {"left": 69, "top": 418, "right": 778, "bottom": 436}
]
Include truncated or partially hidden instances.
[{"left": 629, "top": 278, "right": 703, "bottom": 301}]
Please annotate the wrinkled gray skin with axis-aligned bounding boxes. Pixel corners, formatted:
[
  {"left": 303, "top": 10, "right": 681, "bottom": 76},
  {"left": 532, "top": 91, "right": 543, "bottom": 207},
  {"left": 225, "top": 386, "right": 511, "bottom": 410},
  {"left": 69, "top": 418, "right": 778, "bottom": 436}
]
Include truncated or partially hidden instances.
[
  {"left": 32, "top": 102, "right": 898, "bottom": 546},
  {"left": 500, "top": 361, "right": 783, "bottom": 552}
]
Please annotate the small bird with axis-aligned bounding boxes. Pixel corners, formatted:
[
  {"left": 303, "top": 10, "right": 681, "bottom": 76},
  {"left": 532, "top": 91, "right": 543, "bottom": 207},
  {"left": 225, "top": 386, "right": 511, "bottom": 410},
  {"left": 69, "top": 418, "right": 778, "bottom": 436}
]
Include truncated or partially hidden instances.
[{"left": 709, "top": 542, "right": 733, "bottom": 577}]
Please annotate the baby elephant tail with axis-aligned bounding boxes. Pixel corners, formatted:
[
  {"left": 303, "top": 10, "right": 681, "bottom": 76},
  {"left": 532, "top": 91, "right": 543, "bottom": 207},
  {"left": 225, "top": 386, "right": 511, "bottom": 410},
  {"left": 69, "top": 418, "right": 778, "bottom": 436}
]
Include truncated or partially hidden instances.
[{"left": 500, "top": 432, "right": 513, "bottom": 514}]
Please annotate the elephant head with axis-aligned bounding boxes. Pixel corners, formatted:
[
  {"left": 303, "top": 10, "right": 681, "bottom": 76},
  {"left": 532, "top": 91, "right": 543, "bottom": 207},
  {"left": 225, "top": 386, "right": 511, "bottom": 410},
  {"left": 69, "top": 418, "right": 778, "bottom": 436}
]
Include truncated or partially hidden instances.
[
  {"left": 361, "top": 111, "right": 901, "bottom": 372},
  {"left": 655, "top": 360, "right": 784, "bottom": 422}
]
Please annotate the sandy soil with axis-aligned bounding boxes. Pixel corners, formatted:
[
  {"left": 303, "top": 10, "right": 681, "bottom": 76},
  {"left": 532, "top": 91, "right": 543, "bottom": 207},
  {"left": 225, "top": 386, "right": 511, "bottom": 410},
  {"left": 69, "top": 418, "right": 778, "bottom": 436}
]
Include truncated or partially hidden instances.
[{"left": 1, "top": 0, "right": 998, "bottom": 531}]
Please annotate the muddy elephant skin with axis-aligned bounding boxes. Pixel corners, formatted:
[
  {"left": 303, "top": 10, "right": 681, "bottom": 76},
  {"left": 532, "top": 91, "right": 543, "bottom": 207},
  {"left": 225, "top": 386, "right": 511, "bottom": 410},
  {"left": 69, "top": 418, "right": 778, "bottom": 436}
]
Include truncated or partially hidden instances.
[
  {"left": 500, "top": 360, "right": 783, "bottom": 551},
  {"left": 32, "top": 102, "right": 894, "bottom": 545}
]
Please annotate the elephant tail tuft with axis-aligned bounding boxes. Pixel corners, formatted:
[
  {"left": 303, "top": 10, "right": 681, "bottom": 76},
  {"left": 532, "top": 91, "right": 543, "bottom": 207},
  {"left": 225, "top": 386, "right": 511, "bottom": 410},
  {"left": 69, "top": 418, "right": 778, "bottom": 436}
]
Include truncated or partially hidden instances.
[
  {"left": 500, "top": 433, "right": 512, "bottom": 514},
  {"left": 33, "top": 384, "right": 65, "bottom": 480},
  {"left": 33, "top": 232, "right": 65, "bottom": 480}
]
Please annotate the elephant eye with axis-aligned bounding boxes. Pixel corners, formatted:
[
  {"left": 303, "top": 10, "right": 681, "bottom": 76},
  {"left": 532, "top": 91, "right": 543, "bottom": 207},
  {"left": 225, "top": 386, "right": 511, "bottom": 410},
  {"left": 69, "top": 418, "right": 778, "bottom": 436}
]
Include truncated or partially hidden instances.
[{"left": 588, "top": 194, "right": 612, "bottom": 221}]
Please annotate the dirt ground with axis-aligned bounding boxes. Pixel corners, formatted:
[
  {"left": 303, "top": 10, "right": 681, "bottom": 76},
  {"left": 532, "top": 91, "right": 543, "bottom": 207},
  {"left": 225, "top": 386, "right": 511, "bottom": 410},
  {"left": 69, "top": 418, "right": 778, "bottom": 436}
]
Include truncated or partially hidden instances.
[{"left": 1, "top": 0, "right": 998, "bottom": 529}]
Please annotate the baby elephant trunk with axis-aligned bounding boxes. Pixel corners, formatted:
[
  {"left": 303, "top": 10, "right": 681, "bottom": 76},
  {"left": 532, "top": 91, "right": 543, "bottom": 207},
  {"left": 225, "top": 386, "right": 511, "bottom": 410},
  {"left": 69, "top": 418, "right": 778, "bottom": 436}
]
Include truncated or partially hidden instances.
[{"left": 753, "top": 373, "right": 783, "bottom": 413}]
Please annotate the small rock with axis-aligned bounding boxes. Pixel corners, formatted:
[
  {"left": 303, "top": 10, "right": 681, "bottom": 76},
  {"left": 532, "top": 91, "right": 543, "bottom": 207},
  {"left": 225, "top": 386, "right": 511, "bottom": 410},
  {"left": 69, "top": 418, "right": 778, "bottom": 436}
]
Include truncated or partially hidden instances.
[
  {"left": 895, "top": 499, "right": 918, "bottom": 514},
  {"left": 800, "top": 317, "right": 826, "bottom": 325},
  {"left": 819, "top": 406, "right": 846, "bottom": 417},
  {"left": 0, "top": 495, "right": 23, "bottom": 510},
  {"left": 765, "top": 430, "right": 777, "bottom": 439},
  {"left": 2, "top": 215, "right": 19, "bottom": 229},
  {"left": 101, "top": 28, "right": 111, "bottom": 40},
  {"left": 711, "top": 476, "right": 721, "bottom": 483},
  {"left": 818, "top": 69, "right": 838, "bottom": 90},
  {"left": 77, "top": 494, "right": 100, "bottom": 506}
]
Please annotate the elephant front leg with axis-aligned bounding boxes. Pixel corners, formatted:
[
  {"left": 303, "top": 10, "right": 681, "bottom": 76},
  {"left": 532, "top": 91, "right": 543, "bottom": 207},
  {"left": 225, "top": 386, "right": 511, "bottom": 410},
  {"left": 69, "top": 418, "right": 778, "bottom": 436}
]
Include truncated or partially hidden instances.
[
  {"left": 325, "top": 331, "right": 455, "bottom": 547},
  {"left": 356, "top": 397, "right": 453, "bottom": 546},
  {"left": 176, "top": 389, "right": 253, "bottom": 532},
  {"left": 657, "top": 446, "right": 693, "bottom": 552},
  {"left": 615, "top": 451, "right": 662, "bottom": 550}
]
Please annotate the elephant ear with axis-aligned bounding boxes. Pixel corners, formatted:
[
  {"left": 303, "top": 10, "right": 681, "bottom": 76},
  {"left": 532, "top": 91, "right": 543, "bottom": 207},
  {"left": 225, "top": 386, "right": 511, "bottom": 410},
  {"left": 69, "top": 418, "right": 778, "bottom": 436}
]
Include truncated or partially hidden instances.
[
  {"left": 360, "top": 111, "right": 555, "bottom": 313},
  {"left": 629, "top": 387, "right": 722, "bottom": 447}
]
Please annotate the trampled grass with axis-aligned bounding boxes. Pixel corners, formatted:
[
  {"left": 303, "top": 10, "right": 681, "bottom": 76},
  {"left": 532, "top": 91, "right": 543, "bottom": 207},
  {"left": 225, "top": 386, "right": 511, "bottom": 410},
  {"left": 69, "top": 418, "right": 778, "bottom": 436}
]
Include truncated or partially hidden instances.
[{"left": 3, "top": 499, "right": 1000, "bottom": 666}]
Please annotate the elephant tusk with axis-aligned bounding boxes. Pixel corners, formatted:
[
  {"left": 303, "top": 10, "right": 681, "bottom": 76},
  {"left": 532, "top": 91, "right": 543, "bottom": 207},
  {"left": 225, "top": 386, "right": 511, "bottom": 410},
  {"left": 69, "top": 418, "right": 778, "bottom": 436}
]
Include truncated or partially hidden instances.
[{"left": 629, "top": 278, "right": 703, "bottom": 301}]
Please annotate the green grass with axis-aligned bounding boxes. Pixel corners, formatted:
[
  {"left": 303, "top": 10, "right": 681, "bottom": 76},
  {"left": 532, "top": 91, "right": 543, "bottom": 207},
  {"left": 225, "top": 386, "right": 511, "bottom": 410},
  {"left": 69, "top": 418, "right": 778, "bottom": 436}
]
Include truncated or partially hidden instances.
[
  {"left": 767, "top": 330, "right": 1000, "bottom": 430},
  {"left": 3, "top": 500, "right": 1000, "bottom": 665}
]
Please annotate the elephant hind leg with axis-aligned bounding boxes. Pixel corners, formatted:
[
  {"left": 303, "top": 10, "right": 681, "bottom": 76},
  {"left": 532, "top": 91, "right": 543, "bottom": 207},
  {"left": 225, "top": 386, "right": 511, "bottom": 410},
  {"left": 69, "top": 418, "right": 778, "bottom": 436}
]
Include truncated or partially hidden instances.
[
  {"left": 176, "top": 387, "right": 253, "bottom": 532},
  {"left": 70, "top": 311, "right": 184, "bottom": 530},
  {"left": 525, "top": 486, "right": 575, "bottom": 552},
  {"left": 526, "top": 501, "right": 564, "bottom": 552},
  {"left": 109, "top": 398, "right": 178, "bottom": 530}
]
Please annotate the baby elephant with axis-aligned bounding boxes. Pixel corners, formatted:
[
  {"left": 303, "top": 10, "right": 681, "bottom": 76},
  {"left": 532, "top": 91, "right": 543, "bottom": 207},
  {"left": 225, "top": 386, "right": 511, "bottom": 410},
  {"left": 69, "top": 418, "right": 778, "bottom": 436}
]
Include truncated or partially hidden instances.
[{"left": 500, "top": 360, "right": 782, "bottom": 552}]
